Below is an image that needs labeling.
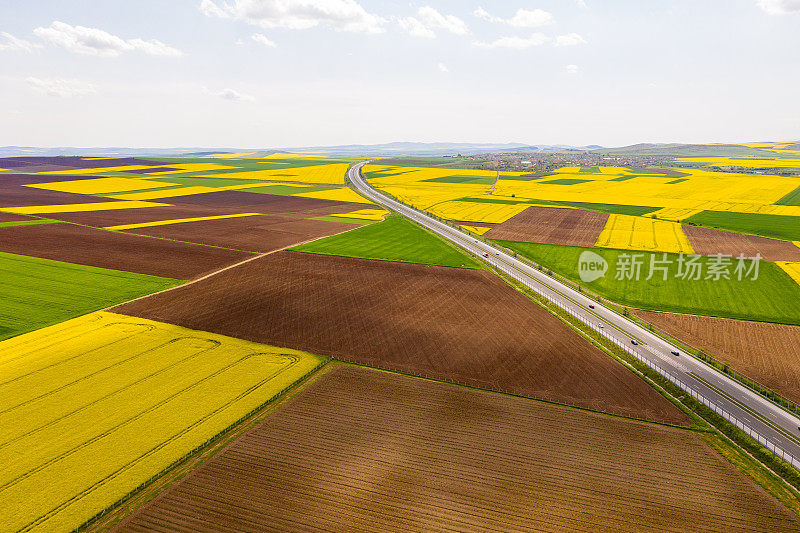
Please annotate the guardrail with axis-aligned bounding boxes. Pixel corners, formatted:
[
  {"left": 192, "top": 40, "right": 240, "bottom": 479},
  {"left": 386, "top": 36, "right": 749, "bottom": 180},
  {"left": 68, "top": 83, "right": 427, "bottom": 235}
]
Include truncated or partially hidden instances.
[
  {"left": 351, "top": 168, "right": 800, "bottom": 474},
  {"left": 352, "top": 168, "right": 800, "bottom": 421},
  {"left": 507, "top": 261, "right": 800, "bottom": 472}
]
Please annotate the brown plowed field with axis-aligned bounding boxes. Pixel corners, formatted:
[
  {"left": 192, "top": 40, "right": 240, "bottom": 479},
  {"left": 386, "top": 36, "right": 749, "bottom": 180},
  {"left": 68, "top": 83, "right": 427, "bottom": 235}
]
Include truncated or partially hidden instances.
[
  {"left": 684, "top": 225, "right": 800, "bottom": 261},
  {"left": 114, "top": 366, "right": 798, "bottom": 533},
  {"left": 0, "top": 223, "right": 253, "bottom": 279},
  {"left": 158, "top": 190, "right": 365, "bottom": 215},
  {"left": 485, "top": 206, "right": 609, "bottom": 246},
  {"left": 637, "top": 310, "right": 800, "bottom": 405},
  {"left": 115, "top": 251, "right": 688, "bottom": 424},
  {"left": 0, "top": 212, "right": 35, "bottom": 223},
  {"left": 48, "top": 204, "right": 239, "bottom": 226},
  {"left": 0, "top": 182, "right": 116, "bottom": 207},
  {"left": 122, "top": 215, "right": 360, "bottom": 253}
]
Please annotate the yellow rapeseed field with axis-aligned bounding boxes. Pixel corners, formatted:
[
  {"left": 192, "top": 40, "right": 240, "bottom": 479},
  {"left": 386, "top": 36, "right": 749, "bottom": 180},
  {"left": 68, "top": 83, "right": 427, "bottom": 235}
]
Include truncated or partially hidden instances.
[
  {"left": 495, "top": 168, "right": 799, "bottom": 212},
  {"left": 25, "top": 177, "right": 176, "bottom": 195},
  {"left": 776, "top": 262, "right": 800, "bottom": 287},
  {"left": 104, "top": 213, "right": 262, "bottom": 230},
  {"left": 595, "top": 214, "right": 694, "bottom": 254},
  {"left": 1, "top": 200, "right": 171, "bottom": 214},
  {"left": 329, "top": 208, "right": 388, "bottom": 221},
  {"left": 0, "top": 311, "right": 325, "bottom": 533},
  {"left": 675, "top": 157, "right": 800, "bottom": 169},
  {"left": 292, "top": 186, "right": 372, "bottom": 204},
  {"left": 33, "top": 165, "right": 165, "bottom": 175},
  {"left": 428, "top": 200, "right": 531, "bottom": 224},
  {"left": 459, "top": 225, "right": 492, "bottom": 235},
  {"left": 109, "top": 186, "right": 218, "bottom": 201},
  {"left": 195, "top": 163, "right": 349, "bottom": 185}
]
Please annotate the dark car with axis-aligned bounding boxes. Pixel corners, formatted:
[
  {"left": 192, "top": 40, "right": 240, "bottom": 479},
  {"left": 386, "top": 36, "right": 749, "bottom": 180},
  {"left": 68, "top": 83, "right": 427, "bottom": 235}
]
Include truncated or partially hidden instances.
[
  {"left": 671, "top": 350, "right": 680, "bottom": 356},
  {"left": 631, "top": 340, "right": 638, "bottom": 345}
]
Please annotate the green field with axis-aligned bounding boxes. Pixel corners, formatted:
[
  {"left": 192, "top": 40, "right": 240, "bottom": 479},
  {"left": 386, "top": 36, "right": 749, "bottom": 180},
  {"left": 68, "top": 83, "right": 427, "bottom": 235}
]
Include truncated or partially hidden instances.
[
  {"left": 555, "top": 201, "right": 658, "bottom": 216},
  {"left": 541, "top": 178, "right": 592, "bottom": 185},
  {"left": 684, "top": 210, "right": 800, "bottom": 241},
  {"left": 422, "top": 175, "right": 496, "bottom": 185},
  {"left": 0, "top": 219, "right": 59, "bottom": 228},
  {"left": 776, "top": 184, "right": 800, "bottom": 206},
  {"left": 0, "top": 251, "right": 182, "bottom": 341},
  {"left": 291, "top": 216, "right": 481, "bottom": 268},
  {"left": 496, "top": 241, "right": 800, "bottom": 325}
]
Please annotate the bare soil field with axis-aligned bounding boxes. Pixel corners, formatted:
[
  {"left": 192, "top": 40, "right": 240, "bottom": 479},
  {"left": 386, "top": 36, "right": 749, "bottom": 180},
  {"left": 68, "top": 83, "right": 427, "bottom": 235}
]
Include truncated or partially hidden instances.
[
  {"left": 49, "top": 204, "right": 240, "bottom": 226},
  {"left": 684, "top": 225, "right": 800, "bottom": 261},
  {"left": 160, "top": 190, "right": 365, "bottom": 215},
  {"left": 485, "top": 206, "right": 609, "bottom": 246},
  {"left": 122, "top": 215, "right": 360, "bottom": 253},
  {"left": 0, "top": 181, "right": 116, "bottom": 207},
  {"left": 0, "top": 212, "right": 36, "bottom": 223},
  {"left": 0, "top": 156, "right": 163, "bottom": 169},
  {"left": 0, "top": 223, "right": 253, "bottom": 279},
  {"left": 115, "top": 251, "right": 688, "bottom": 424},
  {"left": 113, "top": 365, "right": 798, "bottom": 533},
  {"left": 637, "top": 310, "right": 800, "bottom": 405}
]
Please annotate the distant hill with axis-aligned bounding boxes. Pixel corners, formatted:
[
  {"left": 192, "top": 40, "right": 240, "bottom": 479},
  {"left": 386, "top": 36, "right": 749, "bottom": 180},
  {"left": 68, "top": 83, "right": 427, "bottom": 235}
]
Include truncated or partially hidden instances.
[
  {"left": 0, "top": 146, "right": 253, "bottom": 157},
  {"left": 0, "top": 143, "right": 602, "bottom": 158},
  {"left": 283, "top": 142, "right": 603, "bottom": 156},
  {"left": 592, "top": 143, "right": 791, "bottom": 158}
]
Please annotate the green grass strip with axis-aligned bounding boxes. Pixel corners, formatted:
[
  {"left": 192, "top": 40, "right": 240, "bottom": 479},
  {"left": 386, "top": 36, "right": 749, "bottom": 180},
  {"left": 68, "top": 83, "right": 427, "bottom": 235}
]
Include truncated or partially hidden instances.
[{"left": 291, "top": 216, "right": 481, "bottom": 269}]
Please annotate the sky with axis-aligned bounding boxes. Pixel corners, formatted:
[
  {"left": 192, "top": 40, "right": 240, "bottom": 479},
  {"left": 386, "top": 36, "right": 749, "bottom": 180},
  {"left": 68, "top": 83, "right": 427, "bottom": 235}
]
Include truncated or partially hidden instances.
[{"left": 0, "top": 0, "right": 798, "bottom": 148}]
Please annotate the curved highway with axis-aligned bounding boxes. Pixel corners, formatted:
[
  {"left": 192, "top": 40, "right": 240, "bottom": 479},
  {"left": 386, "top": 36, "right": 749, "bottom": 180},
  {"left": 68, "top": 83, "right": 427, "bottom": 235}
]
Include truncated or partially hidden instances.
[{"left": 348, "top": 161, "right": 800, "bottom": 470}]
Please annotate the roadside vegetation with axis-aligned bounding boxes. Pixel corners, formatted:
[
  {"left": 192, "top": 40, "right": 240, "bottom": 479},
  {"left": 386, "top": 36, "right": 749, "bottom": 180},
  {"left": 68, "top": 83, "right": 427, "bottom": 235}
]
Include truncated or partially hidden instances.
[{"left": 495, "top": 241, "right": 800, "bottom": 325}]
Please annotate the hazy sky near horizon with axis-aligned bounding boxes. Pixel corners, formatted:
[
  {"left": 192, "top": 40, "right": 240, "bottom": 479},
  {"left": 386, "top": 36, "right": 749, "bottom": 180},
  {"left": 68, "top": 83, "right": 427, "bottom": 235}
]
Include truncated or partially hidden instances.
[{"left": 0, "top": 0, "right": 798, "bottom": 148}]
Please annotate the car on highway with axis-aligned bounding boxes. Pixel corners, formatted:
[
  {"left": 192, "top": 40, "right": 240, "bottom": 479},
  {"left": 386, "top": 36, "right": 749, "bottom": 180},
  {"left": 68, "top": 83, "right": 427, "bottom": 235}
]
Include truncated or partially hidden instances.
[
  {"left": 483, "top": 253, "right": 489, "bottom": 258},
  {"left": 631, "top": 340, "right": 638, "bottom": 345},
  {"left": 671, "top": 350, "right": 680, "bottom": 356},
  {"left": 588, "top": 304, "right": 595, "bottom": 309},
  {"left": 598, "top": 323, "right": 604, "bottom": 329}
]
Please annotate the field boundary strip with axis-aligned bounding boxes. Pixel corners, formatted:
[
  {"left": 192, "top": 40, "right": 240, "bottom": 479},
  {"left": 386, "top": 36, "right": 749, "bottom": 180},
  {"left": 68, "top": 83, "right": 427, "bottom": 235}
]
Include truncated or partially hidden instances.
[
  {"left": 103, "top": 213, "right": 262, "bottom": 231},
  {"left": 101, "top": 220, "right": 371, "bottom": 311}
]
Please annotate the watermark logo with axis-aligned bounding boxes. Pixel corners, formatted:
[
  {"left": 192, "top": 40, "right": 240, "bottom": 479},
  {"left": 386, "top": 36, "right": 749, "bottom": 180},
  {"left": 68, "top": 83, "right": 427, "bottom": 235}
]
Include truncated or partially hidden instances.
[
  {"left": 578, "top": 251, "right": 608, "bottom": 282},
  {"left": 575, "top": 251, "right": 762, "bottom": 282}
]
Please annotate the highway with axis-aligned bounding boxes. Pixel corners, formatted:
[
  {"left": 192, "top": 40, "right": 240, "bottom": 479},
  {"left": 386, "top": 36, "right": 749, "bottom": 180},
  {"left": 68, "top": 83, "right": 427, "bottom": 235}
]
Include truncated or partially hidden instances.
[{"left": 348, "top": 161, "right": 800, "bottom": 470}]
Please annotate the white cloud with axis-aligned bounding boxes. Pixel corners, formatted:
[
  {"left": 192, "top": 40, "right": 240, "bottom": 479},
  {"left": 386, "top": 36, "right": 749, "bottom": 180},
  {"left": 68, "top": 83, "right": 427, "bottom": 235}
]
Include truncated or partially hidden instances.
[
  {"left": 757, "top": 0, "right": 800, "bottom": 13},
  {"left": 417, "top": 6, "right": 469, "bottom": 35},
  {"left": 508, "top": 9, "right": 554, "bottom": 28},
  {"left": 473, "top": 7, "right": 553, "bottom": 28},
  {"left": 399, "top": 6, "right": 469, "bottom": 38},
  {"left": 565, "top": 64, "right": 579, "bottom": 74},
  {"left": 199, "top": 0, "right": 229, "bottom": 18},
  {"left": 251, "top": 32, "right": 277, "bottom": 47},
  {"left": 438, "top": 62, "right": 449, "bottom": 73},
  {"left": 26, "top": 77, "right": 97, "bottom": 97},
  {"left": 199, "top": 0, "right": 386, "bottom": 34},
  {"left": 0, "top": 32, "right": 42, "bottom": 52},
  {"left": 235, "top": 38, "right": 245, "bottom": 45},
  {"left": 473, "top": 33, "right": 550, "bottom": 50},
  {"left": 398, "top": 17, "right": 436, "bottom": 38},
  {"left": 214, "top": 87, "right": 255, "bottom": 102},
  {"left": 554, "top": 33, "right": 587, "bottom": 46},
  {"left": 33, "top": 21, "right": 182, "bottom": 57}
]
